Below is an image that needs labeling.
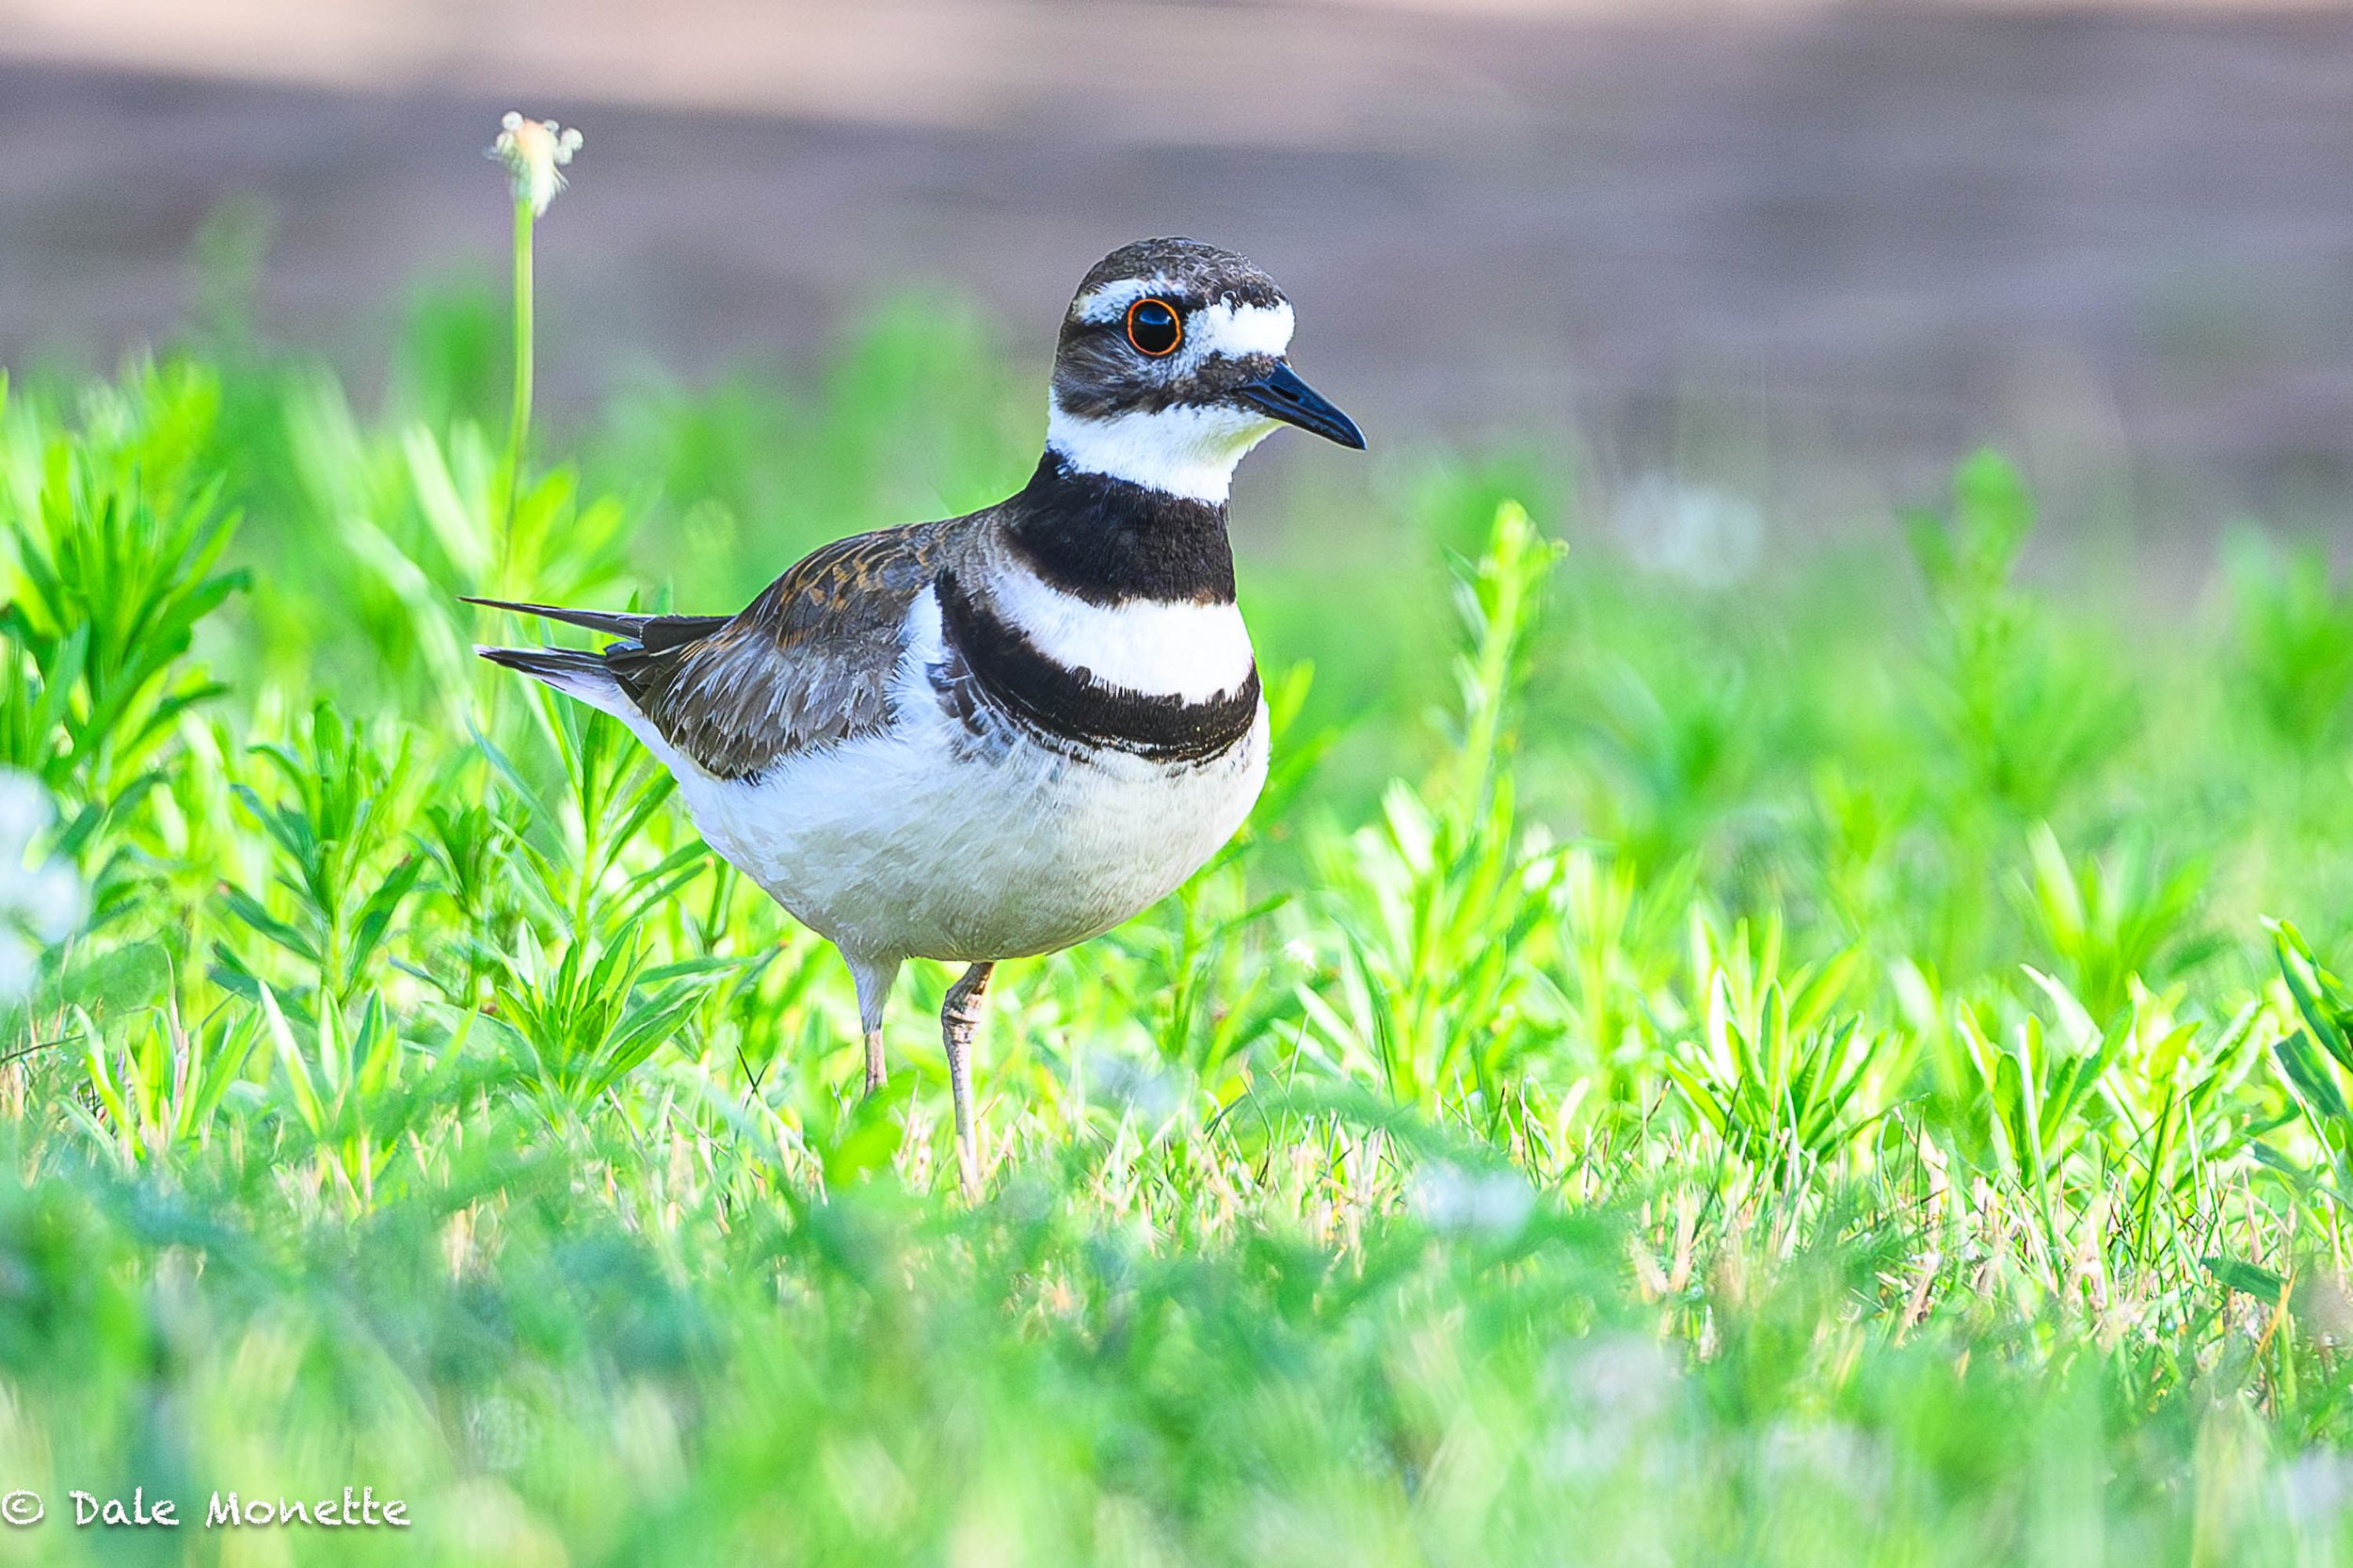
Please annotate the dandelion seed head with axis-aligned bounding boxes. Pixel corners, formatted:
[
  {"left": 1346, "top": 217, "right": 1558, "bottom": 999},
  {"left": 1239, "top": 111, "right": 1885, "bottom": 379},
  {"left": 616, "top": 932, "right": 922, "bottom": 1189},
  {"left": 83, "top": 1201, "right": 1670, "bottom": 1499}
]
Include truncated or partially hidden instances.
[{"left": 491, "top": 112, "right": 584, "bottom": 217}]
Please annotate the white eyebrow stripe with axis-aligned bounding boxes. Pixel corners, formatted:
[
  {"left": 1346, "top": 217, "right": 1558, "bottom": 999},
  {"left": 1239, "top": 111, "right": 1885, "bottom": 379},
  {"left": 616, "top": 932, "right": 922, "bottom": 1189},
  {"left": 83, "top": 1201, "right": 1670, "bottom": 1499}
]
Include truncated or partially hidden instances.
[{"left": 1192, "top": 300, "right": 1294, "bottom": 360}]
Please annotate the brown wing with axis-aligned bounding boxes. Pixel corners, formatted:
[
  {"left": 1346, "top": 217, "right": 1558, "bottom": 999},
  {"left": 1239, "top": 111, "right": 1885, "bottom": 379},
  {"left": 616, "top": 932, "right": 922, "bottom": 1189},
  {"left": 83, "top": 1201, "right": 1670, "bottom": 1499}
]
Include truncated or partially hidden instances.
[{"left": 608, "top": 520, "right": 955, "bottom": 778}]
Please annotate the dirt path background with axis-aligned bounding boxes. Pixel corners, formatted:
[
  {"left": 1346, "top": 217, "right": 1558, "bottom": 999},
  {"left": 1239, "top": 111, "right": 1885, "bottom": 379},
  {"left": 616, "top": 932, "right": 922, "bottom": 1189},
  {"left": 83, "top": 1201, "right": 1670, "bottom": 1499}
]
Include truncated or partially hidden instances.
[{"left": 4, "top": 2, "right": 2351, "bottom": 552}]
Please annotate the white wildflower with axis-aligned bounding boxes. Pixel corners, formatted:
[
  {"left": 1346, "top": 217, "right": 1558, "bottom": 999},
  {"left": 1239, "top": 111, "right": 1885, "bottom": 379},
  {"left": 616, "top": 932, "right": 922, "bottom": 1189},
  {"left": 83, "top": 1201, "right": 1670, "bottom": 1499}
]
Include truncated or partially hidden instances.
[
  {"left": 1761, "top": 1418, "right": 1891, "bottom": 1509},
  {"left": 490, "top": 112, "right": 584, "bottom": 217},
  {"left": 464, "top": 1392, "right": 536, "bottom": 1474},
  {"left": 2281, "top": 1448, "right": 2353, "bottom": 1527},
  {"left": 1545, "top": 1333, "right": 1680, "bottom": 1479},
  {"left": 1410, "top": 1160, "right": 1535, "bottom": 1239},
  {"left": 1090, "top": 1054, "right": 1182, "bottom": 1123},
  {"left": 0, "top": 773, "right": 84, "bottom": 1001},
  {"left": 1608, "top": 472, "right": 1765, "bottom": 588}
]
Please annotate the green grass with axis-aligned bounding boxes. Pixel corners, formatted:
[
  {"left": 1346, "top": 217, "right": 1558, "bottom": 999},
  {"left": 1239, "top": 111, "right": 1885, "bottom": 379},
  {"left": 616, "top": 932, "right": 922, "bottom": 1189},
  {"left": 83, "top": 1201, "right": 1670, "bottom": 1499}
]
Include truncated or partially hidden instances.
[{"left": 11, "top": 240, "right": 2353, "bottom": 1563}]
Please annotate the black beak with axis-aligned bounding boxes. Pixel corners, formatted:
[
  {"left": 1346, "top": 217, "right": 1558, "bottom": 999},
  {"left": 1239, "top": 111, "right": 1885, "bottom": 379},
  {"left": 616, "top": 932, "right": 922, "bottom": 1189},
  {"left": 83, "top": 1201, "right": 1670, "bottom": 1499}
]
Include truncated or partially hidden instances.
[{"left": 1236, "top": 361, "right": 1367, "bottom": 451}]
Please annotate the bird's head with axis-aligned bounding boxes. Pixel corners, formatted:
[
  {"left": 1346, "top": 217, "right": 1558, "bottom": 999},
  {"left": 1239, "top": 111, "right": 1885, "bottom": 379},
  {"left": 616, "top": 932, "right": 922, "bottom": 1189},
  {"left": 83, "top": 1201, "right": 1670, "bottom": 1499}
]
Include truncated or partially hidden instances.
[{"left": 1044, "top": 238, "right": 1365, "bottom": 504}]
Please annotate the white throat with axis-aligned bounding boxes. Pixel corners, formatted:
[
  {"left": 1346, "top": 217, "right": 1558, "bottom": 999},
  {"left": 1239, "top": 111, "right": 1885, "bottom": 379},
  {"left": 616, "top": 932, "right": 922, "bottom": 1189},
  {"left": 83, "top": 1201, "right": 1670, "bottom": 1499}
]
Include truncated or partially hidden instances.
[{"left": 1045, "top": 400, "right": 1278, "bottom": 504}]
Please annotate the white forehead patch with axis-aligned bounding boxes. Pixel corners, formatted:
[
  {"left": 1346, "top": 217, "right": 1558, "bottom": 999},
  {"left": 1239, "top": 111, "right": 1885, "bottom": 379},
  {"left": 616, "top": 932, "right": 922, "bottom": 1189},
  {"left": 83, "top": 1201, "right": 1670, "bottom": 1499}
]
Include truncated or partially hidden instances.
[{"left": 1073, "top": 277, "right": 1180, "bottom": 324}]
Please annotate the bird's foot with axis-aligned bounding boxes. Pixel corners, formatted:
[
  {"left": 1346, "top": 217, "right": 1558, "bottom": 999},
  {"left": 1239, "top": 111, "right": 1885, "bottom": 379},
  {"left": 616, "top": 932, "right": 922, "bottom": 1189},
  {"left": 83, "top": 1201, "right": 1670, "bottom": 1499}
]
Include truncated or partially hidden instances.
[{"left": 940, "top": 961, "right": 994, "bottom": 1200}]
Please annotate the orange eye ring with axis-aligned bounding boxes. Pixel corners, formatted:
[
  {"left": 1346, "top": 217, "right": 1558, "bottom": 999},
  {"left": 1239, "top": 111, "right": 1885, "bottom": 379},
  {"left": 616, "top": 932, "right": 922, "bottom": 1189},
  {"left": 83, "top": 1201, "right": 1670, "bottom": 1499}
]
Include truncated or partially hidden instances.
[{"left": 1125, "top": 297, "right": 1183, "bottom": 357}]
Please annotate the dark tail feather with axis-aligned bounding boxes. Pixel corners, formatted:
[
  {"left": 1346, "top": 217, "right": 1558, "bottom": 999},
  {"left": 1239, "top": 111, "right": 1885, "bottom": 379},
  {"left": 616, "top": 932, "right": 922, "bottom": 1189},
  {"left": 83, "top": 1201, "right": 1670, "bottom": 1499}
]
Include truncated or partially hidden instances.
[
  {"left": 476, "top": 642, "right": 614, "bottom": 686},
  {"left": 463, "top": 597, "right": 730, "bottom": 651},
  {"left": 462, "top": 597, "right": 653, "bottom": 641},
  {"left": 476, "top": 645, "right": 638, "bottom": 722}
]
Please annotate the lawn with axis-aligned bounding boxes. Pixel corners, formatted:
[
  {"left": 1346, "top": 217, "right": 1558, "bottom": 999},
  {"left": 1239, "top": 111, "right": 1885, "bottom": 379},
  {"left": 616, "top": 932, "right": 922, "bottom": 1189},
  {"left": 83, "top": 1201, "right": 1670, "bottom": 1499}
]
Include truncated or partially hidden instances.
[{"left": 7, "top": 143, "right": 2353, "bottom": 1565}]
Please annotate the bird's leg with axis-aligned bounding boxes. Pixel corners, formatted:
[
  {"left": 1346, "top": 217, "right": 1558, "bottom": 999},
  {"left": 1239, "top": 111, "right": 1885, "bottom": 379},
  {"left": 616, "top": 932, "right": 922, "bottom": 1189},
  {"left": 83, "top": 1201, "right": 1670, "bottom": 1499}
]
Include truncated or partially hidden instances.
[
  {"left": 848, "top": 955, "right": 902, "bottom": 1097},
  {"left": 940, "top": 961, "right": 995, "bottom": 1196}
]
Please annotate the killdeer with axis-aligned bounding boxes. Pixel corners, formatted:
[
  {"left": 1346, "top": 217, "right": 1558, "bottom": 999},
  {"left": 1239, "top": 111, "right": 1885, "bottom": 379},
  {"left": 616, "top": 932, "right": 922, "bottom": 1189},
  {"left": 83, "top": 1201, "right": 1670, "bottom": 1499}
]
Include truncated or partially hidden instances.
[{"left": 472, "top": 238, "right": 1364, "bottom": 1190}]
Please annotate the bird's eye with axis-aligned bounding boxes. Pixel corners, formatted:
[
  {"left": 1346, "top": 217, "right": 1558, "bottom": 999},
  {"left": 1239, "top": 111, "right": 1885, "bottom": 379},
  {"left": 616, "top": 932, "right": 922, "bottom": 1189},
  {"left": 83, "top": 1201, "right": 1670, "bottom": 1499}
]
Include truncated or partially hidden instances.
[{"left": 1126, "top": 297, "right": 1182, "bottom": 358}]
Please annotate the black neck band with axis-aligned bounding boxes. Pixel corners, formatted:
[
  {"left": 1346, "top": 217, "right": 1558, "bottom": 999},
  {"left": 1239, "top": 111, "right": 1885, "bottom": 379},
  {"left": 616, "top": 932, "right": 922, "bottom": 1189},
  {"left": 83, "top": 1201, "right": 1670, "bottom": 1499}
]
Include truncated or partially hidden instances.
[
  {"left": 1002, "top": 453, "right": 1237, "bottom": 606},
  {"left": 936, "top": 570, "right": 1259, "bottom": 763}
]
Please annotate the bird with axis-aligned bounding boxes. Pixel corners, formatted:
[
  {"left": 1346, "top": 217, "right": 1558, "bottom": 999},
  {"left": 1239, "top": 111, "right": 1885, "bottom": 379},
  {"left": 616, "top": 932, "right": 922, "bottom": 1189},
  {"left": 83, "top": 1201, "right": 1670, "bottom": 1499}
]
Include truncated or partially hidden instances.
[{"left": 470, "top": 237, "right": 1365, "bottom": 1192}]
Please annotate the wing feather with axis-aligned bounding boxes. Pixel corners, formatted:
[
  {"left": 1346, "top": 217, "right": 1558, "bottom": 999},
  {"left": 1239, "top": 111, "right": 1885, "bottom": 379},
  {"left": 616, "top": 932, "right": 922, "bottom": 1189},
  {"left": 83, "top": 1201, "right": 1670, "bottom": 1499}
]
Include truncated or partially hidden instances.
[
  {"left": 609, "top": 521, "right": 954, "bottom": 777},
  {"left": 470, "top": 520, "right": 963, "bottom": 778}
]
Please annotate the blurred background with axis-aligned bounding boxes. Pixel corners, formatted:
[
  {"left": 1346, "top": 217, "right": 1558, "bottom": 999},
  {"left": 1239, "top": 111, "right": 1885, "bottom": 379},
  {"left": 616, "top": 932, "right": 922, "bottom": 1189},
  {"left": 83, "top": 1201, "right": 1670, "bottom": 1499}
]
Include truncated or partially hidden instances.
[{"left": 4, "top": 0, "right": 2351, "bottom": 575}]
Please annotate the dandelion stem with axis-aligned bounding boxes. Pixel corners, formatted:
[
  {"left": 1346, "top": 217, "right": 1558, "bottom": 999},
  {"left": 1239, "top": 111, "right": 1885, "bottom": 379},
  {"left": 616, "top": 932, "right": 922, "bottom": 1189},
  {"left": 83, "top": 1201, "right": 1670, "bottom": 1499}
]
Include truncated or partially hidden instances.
[{"left": 504, "top": 193, "right": 536, "bottom": 542}]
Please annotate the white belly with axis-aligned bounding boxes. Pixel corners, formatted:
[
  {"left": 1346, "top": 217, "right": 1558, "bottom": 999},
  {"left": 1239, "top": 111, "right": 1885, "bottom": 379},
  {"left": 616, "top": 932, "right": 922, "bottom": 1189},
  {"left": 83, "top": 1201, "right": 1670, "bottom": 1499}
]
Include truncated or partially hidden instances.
[
  {"left": 593, "top": 576, "right": 1271, "bottom": 966},
  {"left": 671, "top": 700, "right": 1268, "bottom": 965}
]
